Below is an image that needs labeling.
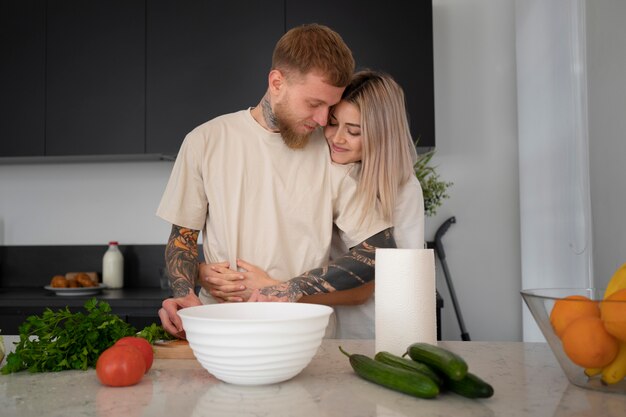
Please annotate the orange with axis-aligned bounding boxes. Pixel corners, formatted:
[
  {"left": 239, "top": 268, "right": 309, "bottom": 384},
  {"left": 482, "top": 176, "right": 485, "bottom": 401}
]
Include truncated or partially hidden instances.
[
  {"left": 561, "top": 316, "right": 619, "bottom": 368},
  {"left": 600, "top": 288, "right": 626, "bottom": 342},
  {"left": 550, "top": 295, "right": 600, "bottom": 339}
]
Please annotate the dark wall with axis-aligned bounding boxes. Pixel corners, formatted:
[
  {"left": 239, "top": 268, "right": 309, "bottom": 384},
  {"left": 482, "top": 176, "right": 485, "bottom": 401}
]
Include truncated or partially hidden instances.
[{"left": 0, "top": 245, "right": 168, "bottom": 288}]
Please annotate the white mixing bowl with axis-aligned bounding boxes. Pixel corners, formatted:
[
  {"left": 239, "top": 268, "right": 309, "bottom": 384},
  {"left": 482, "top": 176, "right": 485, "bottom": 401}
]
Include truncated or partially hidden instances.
[{"left": 178, "top": 302, "right": 333, "bottom": 385}]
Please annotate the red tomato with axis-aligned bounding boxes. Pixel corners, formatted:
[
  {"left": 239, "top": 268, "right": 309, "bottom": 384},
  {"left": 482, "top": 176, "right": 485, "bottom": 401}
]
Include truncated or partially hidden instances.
[
  {"left": 115, "top": 336, "right": 154, "bottom": 372},
  {"left": 96, "top": 345, "right": 146, "bottom": 387}
]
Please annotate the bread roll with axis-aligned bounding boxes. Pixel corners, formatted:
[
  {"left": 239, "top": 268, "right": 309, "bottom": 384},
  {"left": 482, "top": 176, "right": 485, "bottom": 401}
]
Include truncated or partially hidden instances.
[
  {"left": 50, "top": 275, "right": 68, "bottom": 288},
  {"left": 75, "top": 273, "right": 95, "bottom": 287}
]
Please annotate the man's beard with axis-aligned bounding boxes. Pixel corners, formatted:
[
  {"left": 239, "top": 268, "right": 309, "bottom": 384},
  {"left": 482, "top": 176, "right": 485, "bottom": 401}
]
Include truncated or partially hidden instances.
[{"left": 274, "top": 101, "right": 314, "bottom": 150}]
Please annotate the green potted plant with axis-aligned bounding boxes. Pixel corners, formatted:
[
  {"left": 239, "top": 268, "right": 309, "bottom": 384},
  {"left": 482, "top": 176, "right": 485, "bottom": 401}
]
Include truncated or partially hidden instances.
[{"left": 414, "top": 141, "right": 453, "bottom": 217}]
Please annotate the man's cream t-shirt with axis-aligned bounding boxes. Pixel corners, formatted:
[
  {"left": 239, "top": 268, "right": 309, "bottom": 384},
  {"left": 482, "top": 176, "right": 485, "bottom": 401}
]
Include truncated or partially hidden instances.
[{"left": 157, "top": 109, "right": 390, "bottom": 304}]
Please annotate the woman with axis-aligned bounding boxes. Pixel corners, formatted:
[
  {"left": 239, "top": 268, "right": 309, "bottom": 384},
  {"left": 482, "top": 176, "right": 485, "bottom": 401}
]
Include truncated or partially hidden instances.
[{"left": 201, "top": 70, "right": 424, "bottom": 338}]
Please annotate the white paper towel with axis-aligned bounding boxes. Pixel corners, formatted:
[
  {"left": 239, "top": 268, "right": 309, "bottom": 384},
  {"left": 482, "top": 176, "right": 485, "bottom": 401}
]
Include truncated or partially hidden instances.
[{"left": 375, "top": 248, "right": 436, "bottom": 355}]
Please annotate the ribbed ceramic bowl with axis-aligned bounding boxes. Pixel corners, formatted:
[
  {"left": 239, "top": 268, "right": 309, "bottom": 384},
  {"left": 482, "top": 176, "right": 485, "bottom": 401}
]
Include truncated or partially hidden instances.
[
  {"left": 521, "top": 288, "right": 626, "bottom": 394},
  {"left": 178, "top": 303, "right": 333, "bottom": 385}
]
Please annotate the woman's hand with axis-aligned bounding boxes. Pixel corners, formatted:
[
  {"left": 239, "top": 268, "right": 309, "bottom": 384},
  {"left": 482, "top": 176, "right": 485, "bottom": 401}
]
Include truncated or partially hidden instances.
[
  {"left": 198, "top": 261, "right": 241, "bottom": 302},
  {"left": 199, "top": 259, "right": 281, "bottom": 302}
]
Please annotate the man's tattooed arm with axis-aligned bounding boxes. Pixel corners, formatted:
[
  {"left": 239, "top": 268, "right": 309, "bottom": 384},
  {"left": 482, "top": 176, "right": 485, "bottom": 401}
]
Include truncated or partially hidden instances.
[
  {"left": 165, "top": 225, "right": 200, "bottom": 298},
  {"left": 258, "top": 228, "right": 396, "bottom": 301}
]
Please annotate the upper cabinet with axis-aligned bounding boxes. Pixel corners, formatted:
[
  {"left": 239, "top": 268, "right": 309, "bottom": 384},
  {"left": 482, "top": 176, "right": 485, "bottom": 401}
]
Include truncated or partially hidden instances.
[
  {"left": 0, "top": 0, "right": 46, "bottom": 157},
  {"left": 46, "top": 0, "right": 145, "bottom": 156},
  {"left": 286, "top": 0, "right": 435, "bottom": 148},
  {"left": 146, "top": 0, "right": 283, "bottom": 156},
  {"left": 0, "top": 1, "right": 434, "bottom": 159}
]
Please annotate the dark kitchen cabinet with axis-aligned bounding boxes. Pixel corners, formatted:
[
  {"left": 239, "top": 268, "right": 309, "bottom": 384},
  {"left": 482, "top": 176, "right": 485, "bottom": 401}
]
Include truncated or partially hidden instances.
[
  {"left": 286, "top": 0, "right": 435, "bottom": 148},
  {"left": 45, "top": 0, "right": 145, "bottom": 156},
  {"left": 0, "top": 244, "right": 169, "bottom": 334},
  {"left": 0, "top": 288, "right": 168, "bottom": 335},
  {"left": 146, "top": 0, "right": 284, "bottom": 156},
  {"left": 0, "top": 0, "right": 46, "bottom": 157},
  {"left": 1, "top": 1, "right": 434, "bottom": 160}
]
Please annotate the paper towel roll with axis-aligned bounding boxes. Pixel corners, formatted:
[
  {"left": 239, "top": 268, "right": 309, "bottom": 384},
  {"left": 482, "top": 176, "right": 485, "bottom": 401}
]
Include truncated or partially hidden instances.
[{"left": 375, "top": 248, "right": 436, "bottom": 355}]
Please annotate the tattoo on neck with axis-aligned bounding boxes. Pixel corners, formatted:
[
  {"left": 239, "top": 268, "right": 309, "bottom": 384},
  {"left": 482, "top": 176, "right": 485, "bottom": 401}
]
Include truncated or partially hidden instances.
[{"left": 261, "top": 95, "right": 279, "bottom": 130}]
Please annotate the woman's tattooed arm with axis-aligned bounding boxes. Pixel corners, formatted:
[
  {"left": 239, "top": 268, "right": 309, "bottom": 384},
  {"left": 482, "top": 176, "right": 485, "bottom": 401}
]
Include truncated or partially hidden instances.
[
  {"left": 258, "top": 228, "right": 396, "bottom": 301},
  {"left": 165, "top": 225, "right": 200, "bottom": 298}
]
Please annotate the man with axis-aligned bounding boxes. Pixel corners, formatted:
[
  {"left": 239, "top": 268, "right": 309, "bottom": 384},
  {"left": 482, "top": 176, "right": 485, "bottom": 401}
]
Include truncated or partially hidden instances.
[{"left": 157, "top": 24, "right": 396, "bottom": 338}]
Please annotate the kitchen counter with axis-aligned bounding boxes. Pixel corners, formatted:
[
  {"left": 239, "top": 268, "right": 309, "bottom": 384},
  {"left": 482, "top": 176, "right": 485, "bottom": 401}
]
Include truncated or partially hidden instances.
[{"left": 2, "top": 337, "right": 625, "bottom": 417}]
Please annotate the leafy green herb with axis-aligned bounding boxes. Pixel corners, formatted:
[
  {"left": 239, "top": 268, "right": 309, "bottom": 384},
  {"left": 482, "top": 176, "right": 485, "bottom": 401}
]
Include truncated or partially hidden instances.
[
  {"left": 136, "top": 322, "right": 176, "bottom": 344},
  {"left": 1, "top": 298, "right": 137, "bottom": 374}
]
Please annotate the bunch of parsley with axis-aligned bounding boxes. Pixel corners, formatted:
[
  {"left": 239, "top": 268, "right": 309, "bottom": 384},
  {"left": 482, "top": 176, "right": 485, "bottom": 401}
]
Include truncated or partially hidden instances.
[{"left": 2, "top": 298, "right": 138, "bottom": 374}]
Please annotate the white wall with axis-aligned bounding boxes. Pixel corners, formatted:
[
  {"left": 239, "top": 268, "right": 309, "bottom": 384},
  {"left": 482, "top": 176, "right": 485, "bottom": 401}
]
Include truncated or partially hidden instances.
[
  {"left": 428, "top": 0, "right": 521, "bottom": 341},
  {"left": 516, "top": 0, "right": 593, "bottom": 342},
  {"left": 425, "top": 0, "right": 626, "bottom": 342},
  {"left": 586, "top": 0, "right": 626, "bottom": 289},
  {"left": 0, "top": 161, "right": 173, "bottom": 245}
]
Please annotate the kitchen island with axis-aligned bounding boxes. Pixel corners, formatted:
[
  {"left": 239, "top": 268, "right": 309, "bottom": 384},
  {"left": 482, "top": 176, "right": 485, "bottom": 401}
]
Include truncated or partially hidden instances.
[{"left": 1, "top": 337, "right": 625, "bottom": 417}]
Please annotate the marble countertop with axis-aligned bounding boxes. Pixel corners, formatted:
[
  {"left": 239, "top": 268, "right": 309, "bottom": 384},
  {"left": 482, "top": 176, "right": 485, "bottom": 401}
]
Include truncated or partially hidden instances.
[{"left": 1, "top": 337, "right": 626, "bottom": 417}]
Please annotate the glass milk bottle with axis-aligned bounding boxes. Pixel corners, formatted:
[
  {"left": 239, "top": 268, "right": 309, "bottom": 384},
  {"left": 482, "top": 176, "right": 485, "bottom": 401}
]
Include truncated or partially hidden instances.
[{"left": 102, "top": 241, "right": 124, "bottom": 288}]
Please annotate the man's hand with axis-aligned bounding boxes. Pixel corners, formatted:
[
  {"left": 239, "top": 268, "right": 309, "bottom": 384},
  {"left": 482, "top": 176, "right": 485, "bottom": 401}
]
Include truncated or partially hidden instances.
[
  {"left": 158, "top": 288, "right": 202, "bottom": 339},
  {"left": 199, "top": 261, "right": 240, "bottom": 302},
  {"left": 201, "top": 259, "right": 281, "bottom": 302}
]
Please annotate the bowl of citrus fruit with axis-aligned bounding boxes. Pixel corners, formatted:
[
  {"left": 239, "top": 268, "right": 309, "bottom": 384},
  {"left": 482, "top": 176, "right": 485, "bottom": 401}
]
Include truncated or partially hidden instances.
[{"left": 521, "top": 264, "right": 626, "bottom": 394}]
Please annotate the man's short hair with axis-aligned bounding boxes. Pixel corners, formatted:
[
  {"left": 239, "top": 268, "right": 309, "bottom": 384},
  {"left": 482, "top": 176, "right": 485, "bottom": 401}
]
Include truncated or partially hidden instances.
[{"left": 272, "top": 23, "right": 355, "bottom": 87}]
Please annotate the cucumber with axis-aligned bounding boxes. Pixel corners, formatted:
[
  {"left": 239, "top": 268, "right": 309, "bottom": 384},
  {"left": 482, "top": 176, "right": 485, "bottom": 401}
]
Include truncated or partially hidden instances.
[
  {"left": 339, "top": 346, "right": 439, "bottom": 399},
  {"left": 445, "top": 372, "right": 494, "bottom": 398},
  {"left": 405, "top": 343, "right": 468, "bottom": 381},
  {"left": 374, "top": 351, "right": 444, "bottom": 387}
]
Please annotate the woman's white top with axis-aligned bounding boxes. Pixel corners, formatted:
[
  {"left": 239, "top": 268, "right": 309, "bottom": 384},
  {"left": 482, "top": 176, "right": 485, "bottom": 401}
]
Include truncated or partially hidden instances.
[{"left": 332, "top": 173, "right": 425, "bottom": 339}]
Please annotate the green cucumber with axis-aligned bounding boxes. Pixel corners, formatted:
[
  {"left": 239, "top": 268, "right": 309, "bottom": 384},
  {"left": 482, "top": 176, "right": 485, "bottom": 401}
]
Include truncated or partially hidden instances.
[
  {"left": 445, "top": 372, "right": 494, "bottom": 398},
  {"left": 339, "top": 347, "right": 439, "bottom": 399},
  {"left": 374, "top": 351, "right": 444, "bottom": 387},
  {"left": 405, "top": 343, "right": 468, "bottom": 381}
]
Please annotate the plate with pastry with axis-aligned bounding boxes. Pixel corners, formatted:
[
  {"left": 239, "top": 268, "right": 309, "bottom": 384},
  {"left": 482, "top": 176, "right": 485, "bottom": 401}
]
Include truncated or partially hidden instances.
[
  {"left": 44, "top": 283, "right": 107, "bottom": 296},
  {"left": 45, "top": 273, "right": 106, "bottom": 296}
]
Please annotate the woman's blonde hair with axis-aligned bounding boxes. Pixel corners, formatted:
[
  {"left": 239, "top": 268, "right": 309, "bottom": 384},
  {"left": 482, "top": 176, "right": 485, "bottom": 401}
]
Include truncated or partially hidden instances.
[{"left": 341, "top": 70, "right": 418, "bottom": 223}]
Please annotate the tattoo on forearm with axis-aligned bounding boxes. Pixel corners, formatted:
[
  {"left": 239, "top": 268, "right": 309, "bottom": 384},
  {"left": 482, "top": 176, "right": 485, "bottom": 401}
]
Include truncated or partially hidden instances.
[
  {"left": 261, "top": 94, "right": 278, "bottom": 130},
  {"left": 258, "top": 282, "right": 302, "bottom": 302},
  {"left": 165, "top": 225, "right": 200, "bottom": 297},
  {"left": 259, "top": 228, "right": 396, "bottom": 300}
]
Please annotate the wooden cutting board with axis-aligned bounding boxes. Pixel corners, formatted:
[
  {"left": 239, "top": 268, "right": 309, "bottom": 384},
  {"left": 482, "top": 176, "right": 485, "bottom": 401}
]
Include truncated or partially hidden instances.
[{"left": 153, "top": 340, "right": 196, "bottom": 359}]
